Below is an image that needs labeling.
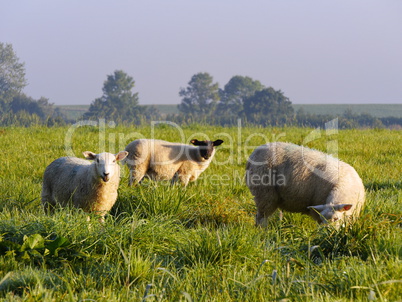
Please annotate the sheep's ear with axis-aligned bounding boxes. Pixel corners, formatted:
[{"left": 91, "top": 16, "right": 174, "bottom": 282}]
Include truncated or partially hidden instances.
[
  {"left": 191, "top": 139, "right": 201, "bottom": 146},
  {"left": 213, "top": 139, "right": 224, "bottom": 146},
  {"left": 115, "top": 151, "right": 128, "bottom": 161},
  {"left": 334, "top": 204, "right": 353, "bottom": 212},
  {"left": 307, "top": 205, "right": 326, "bottom": 212},
  {"left": 83, "top": 151, "right": 97, "bottom": 160}
]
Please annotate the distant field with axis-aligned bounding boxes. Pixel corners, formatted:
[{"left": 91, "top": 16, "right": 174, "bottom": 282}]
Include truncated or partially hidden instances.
[
  {"left": 150, "top": 104, "right": 402, "bottom": 118},
  {"left": 57, "top": 105, "right": 89, "bottom": 120},
  {"left": 293, "top": 104, "right": 402, "bottom": 118},
  {"left": 57, "top": 104, "right": 402, "bottom": 120},
  {"left": 151, "top": 104, "right": 179, "bottom": 115},
  {"left": 57, "top": 104, "right": 179, "bottom": 120}
]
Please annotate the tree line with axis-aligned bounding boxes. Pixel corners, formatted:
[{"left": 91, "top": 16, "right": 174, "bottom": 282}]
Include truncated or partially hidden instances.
[
  {"left": 0, "top": 43, "right": 66, "bottom": 126},
  {"left": 175, "top": 72, "right": 294, "bottom": 126},
  {"left": 1, "top": 42, "right": 401, "bottom": 128},
  {"left": 169, "top": 72, "right": 402, "bottom": 129}
]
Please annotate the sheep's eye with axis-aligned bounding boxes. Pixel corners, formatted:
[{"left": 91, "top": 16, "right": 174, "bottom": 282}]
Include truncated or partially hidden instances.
[{"left": 113, "top": 160, "right": 116, "bottom": 163}]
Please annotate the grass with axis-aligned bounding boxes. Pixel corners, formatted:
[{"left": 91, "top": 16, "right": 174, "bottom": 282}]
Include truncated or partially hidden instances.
[{"left": 0, "top": 125, "right": 401, "bottom": 301}]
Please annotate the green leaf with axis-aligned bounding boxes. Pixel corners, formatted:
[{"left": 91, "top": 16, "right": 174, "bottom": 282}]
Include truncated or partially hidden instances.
[
  {"left": 4, "top": 250, "right": 16, "bottom": 258},
  {"left": 21, "top": 251, "right": 30, "bottom": 260},
  {"left": 46, "top": 236, "right": 71, "bottom": 255},
  {"left": 20, "top": 234, "right": 45, "bottom": 252}
]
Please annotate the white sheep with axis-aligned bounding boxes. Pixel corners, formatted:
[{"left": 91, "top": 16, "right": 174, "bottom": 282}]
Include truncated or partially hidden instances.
[
  {"left": 41, "top": 151, "right": 128, "bottom": 222},
  {"left": 123, "top": 139, "right": 223, "bottom": 186},
  {"left": 245, "top": 142, "right": 365, "bottom": 227}
]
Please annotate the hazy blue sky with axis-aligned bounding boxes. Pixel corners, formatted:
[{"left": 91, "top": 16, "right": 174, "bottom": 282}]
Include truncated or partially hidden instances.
[{"left": 2, "top": 0, "right": 402, "bottom": 105}]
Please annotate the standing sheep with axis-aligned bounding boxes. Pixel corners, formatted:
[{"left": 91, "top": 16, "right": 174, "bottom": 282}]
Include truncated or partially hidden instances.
[
  {"left": 123, "top": 139, "right": 223, "bottom": 186},
  {"left": 245, "top": 142, "right": 365, "bottom": 227},
  {"left": 41, "top": 151, "right": 128, "bottom": 222}
]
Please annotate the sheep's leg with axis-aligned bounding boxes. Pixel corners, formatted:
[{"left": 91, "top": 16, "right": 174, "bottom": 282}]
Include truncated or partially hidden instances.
[
  {"left": 177, "top": 173, "right": 191, "bottom": 187},
  {"left": 128, "top": 170, "right": 135, "bottom": 186},
  {"left": 171, "top": 173, "right": 180, "bottom": 185},
  {"left": 41, "top": 195, "right": 50, "bottom": 213},
  {"left": 128, "top": 167, "right": 146, "bottom": 186},
  {"left": 256, "top": 205, "right": 278, "bottom": 227},
  {"left": 253, "top": 189, "right": 279, "bottom": 227},
  {"left": 41, "top": 184, "right": 55, "bottom": 214},
  {"left": 42, "top": 199, "right": 54, "bottom": 214}
]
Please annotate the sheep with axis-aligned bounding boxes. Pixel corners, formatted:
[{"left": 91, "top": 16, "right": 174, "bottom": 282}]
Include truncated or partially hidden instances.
[
  {"left": 41, "top": 151, "right": 128, "bottom": 222},
  {"left": 123, "top": 139, "right": 224, "bottom": 186},
  {"left": 245, "top": 142, "right": 365, "bottom": 228}
]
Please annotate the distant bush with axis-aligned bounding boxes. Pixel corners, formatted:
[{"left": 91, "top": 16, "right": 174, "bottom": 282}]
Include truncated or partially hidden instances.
[{"left": 0, "top": 95, "right": 66, "bottom": 127}]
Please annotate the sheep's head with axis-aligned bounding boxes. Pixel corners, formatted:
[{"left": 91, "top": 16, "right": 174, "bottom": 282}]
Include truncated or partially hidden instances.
[
  {"left": 191, "top": 139, "right": 224, "bottom": 160},
  {"left": 83, "top": 151, "right": 128, "bottom": 182},
  {"left": 308, "top": 204, "right": 353, "bottom": 227}
]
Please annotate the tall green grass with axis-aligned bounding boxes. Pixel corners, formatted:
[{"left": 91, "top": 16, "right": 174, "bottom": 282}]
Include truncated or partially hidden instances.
[{"left": 0, "top": 125, "right": 401, "bottom": 301}]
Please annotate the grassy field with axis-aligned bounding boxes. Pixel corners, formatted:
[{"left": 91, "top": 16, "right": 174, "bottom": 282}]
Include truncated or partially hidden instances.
[
  {"left": 57, "top": 104, "right": 402, "bottom": 120},
  {"left": 0, "top": 125, "right": 401, "bottom": 301},
  {"left": 293, "top": 104, "right": 402, "bottom": 118},
  {"left": 56, "top": 105, "right": 89, "bottom": 121}
]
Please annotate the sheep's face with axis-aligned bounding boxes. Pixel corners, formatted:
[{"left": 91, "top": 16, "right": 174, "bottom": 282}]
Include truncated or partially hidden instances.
[
  {"left": 191, "top": 139, "right": 224, "bottom": 160},
  {"left": 83, "top": 151, "right": 128, "bottom": 182},
  {"left": 308, "top": 204, "right": 353, "bottom": 227}
]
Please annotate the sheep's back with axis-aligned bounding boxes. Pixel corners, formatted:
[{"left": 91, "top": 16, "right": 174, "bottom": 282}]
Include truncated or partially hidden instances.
[
  {"left": 43, "top": 157, "right": 92, "bottom": 205},
  {"left": 44, "top": 157, "right": 91, "bottom": 181},
  {"left": 247, "top": 143, "right": 341, "bottom": 211},
  {"left": 127, "top": 139, "right": 199, "bottom": 165}
]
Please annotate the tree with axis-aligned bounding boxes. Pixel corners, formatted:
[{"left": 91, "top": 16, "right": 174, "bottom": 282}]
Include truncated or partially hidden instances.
[
  {"left": 243, "top": 87, "right": 294, "bottom": 126},
  {"left": 178, "top": 72, "right": 219, "bottom": 116},
  {"left": 10, "top": 94, "right": 54, "bottom": 119},
  {"left": 0, "top": 43, "right": 27, "bottom": 98},
  {"left": 0, "top": 43, "right": 27, "bottom": 111},
  {"left": 0, "top": 43, "right": 66, "bottom": 126},
  {"left": 0, "top": 93, "right": 66, "bottom": 126},
  {"left": 84, "top": 70, "right": 146, "bottom": 123},
  {"left": 216, "top": 75, "right": 264, "bottom": 116}
]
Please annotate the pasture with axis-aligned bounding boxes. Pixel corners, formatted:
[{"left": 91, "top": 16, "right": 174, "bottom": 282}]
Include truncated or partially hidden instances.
[
  {"left": 0, "top": 124, "right": 401, "bottom": 301},
  {"left": 56, "top": 104, "right": 402, "bottom": 120}
]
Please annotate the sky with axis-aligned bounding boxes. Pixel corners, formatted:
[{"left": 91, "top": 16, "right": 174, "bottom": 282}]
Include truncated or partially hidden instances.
[{"left": 2, "top": 0, "right": 402, "bottom": 105}]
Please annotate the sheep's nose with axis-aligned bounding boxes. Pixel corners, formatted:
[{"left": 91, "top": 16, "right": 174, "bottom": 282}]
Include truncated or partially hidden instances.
[{"left": 102, "top": 173, "right": 110, "bottom": 182}]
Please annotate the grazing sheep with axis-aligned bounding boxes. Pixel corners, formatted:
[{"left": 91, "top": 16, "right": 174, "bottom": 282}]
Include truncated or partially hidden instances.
[
  {"left": 41, "top": 151, "right": 128, "bottom": 222},
  {"left": 123, "top": 139, "right": 224, "bottom": 186},
  {"left": 245, "top": 142, "right": 365, "bottom": 227}
]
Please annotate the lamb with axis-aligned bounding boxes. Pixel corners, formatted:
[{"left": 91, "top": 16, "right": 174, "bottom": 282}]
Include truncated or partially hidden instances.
[
  {"left": 245, "top": 142, "right": 365, "bottom": 227},
  {"left": 123, "top": 139, "right": 223, "bottom": 186},
  {"left": 41, "top": 151, "right": 128, "bottom": 222}
]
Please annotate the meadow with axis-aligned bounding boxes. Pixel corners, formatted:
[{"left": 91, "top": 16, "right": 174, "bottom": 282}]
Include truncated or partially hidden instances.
[
  {"left": 292, "top": 104, "right": 402, "bottom": 118},
  {"left": 0, "top": 123, "right": 401, "bottom": 301},
  {"left": 56, "top": 104, "right": 402, "bottom": 120}
]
